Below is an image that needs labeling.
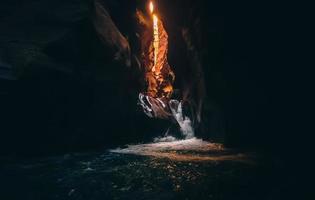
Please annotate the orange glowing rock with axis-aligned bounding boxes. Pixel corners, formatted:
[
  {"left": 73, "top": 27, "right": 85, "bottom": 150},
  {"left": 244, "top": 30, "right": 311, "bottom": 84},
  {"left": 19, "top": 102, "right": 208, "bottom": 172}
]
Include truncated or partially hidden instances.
[{"left": 141, "top": 2, "right": 175, "bottom": 100}]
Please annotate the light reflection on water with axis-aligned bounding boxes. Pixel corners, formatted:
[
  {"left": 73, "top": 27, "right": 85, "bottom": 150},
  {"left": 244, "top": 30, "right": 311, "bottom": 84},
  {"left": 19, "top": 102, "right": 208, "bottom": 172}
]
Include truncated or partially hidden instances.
[
  {"left": 110, "top": 137, "right": 253, "bottom": 162},
  {"left": 1, "top": 138, "right": 260, "bottom": 200}
]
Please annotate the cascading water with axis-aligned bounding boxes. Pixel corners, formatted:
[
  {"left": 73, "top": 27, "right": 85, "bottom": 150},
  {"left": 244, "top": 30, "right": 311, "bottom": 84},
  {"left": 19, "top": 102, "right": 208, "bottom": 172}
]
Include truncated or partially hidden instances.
[{"left": 169, "top": 100, "right": 194, "bottom": 139}]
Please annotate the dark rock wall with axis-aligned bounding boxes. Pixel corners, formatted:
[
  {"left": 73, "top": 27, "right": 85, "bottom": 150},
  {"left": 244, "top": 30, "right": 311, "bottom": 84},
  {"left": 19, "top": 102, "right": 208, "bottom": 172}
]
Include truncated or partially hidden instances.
[
  {"left": 0, "top": 0, "right": 278, "bottom": 156},
  {"left": 0, "top": 0, "right": 155, "bottom": 156}
]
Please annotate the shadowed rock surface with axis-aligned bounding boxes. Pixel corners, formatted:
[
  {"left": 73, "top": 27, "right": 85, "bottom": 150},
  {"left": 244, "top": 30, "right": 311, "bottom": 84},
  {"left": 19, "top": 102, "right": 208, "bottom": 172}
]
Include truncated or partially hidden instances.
[
  {"left": 0, "top": 0, "right": 171, "bottom": 156},
  {"left": 0, "top": 0, "right": 226, "bottom": 156}
]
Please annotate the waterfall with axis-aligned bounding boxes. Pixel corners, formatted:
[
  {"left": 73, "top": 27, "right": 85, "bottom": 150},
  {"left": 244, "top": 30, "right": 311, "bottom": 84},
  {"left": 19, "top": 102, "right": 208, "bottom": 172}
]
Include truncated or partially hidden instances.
[{"left": 169, "top": 100, "right": 194, "bottom": 139}]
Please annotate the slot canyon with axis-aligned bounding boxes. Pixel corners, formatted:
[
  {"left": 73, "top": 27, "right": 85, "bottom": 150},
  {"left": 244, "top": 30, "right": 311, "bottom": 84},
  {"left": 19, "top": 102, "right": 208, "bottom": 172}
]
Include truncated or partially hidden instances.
[{"left": 0, "top": 0, "right": 305, "bottom": 200}]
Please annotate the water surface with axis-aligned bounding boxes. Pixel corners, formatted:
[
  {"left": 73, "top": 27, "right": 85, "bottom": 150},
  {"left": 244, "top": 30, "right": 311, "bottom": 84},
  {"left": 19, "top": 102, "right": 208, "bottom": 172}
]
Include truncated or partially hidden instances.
[{"left": 1, "top": 138, "right": 273, "bottom": 200}]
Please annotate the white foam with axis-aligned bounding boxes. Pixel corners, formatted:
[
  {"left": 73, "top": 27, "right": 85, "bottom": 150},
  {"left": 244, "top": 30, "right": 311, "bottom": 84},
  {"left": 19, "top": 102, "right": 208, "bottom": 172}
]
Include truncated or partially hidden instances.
[
  {"left": 153, "top": 135, "right": 177, "bottom": 142},
  {"left": 108, "top": 138, "right": 250, "bottom": 162},
  {"left": 169, "top": 100, "right": 194, "bottom": 139},
  {"left": 111, "top": 138, "right": 221, "bottom": 153}
]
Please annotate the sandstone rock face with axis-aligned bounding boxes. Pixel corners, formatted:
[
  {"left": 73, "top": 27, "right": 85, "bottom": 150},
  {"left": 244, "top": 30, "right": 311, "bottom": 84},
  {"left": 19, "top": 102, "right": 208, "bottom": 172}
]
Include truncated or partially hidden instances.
[
  {"left": 0, "top": 0, "right": 225, "bottom": 156},
  {"left": 138, "top": 11, "right": 175, "bottom": 100}
]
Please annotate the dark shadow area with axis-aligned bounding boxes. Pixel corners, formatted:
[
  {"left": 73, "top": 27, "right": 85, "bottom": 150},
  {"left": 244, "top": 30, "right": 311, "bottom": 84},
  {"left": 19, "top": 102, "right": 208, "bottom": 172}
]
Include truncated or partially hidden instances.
[{"left": 0, "top": 0, "right": 307, "bottom": 199}]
